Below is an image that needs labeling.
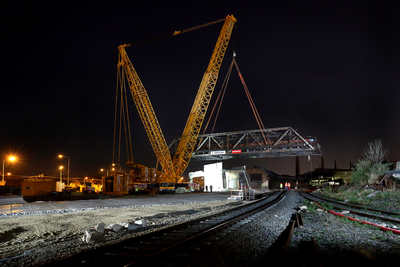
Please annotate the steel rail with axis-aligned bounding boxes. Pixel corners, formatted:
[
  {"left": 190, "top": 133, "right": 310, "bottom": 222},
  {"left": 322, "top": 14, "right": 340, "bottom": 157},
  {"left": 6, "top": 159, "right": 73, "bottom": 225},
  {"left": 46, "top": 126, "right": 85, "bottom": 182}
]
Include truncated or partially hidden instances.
[
  {"left": 306, "top": 192, "right": 400, "bottom": 216},
  {"left": 300, "top": 192, "right": 400, "bottom": 224},
  {"left": 125, "top": 191, "right": 286, "bottom": 266},
  {"left": 43, "top": 191, "right": 283, "bottom": 266}
]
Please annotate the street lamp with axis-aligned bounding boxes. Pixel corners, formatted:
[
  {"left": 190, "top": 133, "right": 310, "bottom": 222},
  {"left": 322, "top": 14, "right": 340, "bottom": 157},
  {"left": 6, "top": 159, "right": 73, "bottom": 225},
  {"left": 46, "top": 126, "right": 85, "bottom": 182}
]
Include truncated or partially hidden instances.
[
  {"left": 59, "top": 166, "right": 64, "bottom": 183},
  {"left": 58, "top": 155, "right": 70, "bottom": 185},
  {"left": 2, "top": 156, "right": 16, "bottom": 185}
]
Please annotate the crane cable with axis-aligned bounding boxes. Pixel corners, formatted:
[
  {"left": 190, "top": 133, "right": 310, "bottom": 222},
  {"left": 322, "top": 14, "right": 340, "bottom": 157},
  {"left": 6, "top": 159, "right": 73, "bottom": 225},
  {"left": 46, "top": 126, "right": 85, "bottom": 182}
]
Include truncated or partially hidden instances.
[
  {"left": 128, "top": 18, "right": 227, "bottom": 48},
  {"left": 233, "top": 58, "right": 270, "bottom": 145},
  {"left": 122, "top": 69, "right": 134, "bottom": 164},
  {"left": 118, "top": 67, "right": 125, "bottom": 167},
  {"left": 202, "top": 59, "right": 235, "bottom": 135},
  {"left": 172, "top": 18, "right": 226, "bottom": 36},
  {"left": 113, "top": 54, "right": 135, "bottom": 167},
  {"left": 112, "top": 58, "right": 121, "bottom": 165},
  {"left": 202, "top": 56, "right": 270, "bottom": 145}
]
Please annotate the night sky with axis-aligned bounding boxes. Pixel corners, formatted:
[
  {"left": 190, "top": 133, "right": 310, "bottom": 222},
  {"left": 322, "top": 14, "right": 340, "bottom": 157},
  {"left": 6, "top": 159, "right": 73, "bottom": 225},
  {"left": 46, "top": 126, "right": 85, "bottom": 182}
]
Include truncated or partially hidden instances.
[{"left": 2, "top": 1, "right": 399, "bottom": 178}]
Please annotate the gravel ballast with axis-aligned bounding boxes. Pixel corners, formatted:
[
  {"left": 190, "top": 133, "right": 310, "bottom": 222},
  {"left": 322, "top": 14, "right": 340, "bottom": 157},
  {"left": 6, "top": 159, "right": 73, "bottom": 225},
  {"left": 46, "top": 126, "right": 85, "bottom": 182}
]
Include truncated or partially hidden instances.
[
  {"left": 1, "top": 190, "right": 400, "bottom": 266},
  {"left": 291, "top": 196, "right": 400, "bottom": 266},
  {"left": 172, "top": 190, "right": 303, "bottom": 266}
]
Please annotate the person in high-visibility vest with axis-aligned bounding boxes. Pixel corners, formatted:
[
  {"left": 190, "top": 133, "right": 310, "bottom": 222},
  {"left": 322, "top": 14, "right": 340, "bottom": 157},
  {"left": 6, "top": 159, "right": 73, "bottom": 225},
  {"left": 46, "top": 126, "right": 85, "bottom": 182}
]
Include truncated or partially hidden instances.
[
  {"left": 288, "top": 182, "right": 291, "bottom": 191},
  {"left": 280, "top": 183, "right": 283, "bottom": 191},
  {"left": 284, "top": 182, "right": 288, "bottom": 190}
]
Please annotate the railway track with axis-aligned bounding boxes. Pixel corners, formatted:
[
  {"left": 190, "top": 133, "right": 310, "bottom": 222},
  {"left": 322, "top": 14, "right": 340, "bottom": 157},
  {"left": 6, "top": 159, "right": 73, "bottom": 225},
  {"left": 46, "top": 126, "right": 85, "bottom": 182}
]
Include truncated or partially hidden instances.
[
  {"left": 43, "top": 191, "right": 287, "bottom": 266},
  {"left": 300, "top": 192, "right": 400, "bottom": 231}
]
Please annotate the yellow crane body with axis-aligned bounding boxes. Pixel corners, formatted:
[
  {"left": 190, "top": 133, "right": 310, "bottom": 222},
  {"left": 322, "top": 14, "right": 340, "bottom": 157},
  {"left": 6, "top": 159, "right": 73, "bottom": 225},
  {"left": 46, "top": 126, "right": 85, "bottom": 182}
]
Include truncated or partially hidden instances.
[
  {"left": 117, "top": 15, "right": 236, "bottom": 184},
  {"left": 173, "top": 15, "right": 236, "bottom": 177},
  {"left": 117, "top": 47, "right": 175, "bottom": 180}
]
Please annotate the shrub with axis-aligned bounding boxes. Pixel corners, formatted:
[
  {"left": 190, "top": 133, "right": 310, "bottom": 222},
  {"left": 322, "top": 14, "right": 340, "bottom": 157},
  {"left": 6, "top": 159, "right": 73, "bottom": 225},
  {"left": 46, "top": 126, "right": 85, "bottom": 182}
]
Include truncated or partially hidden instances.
[
  {"left": 369, "top": 161, "right": 391, "bottom": 177},
  {"left": 351, "top": 159, "right": 371, "bottom": 186},
  {"left": 350, "top": 139, "right": 390, "bottom": 186}
]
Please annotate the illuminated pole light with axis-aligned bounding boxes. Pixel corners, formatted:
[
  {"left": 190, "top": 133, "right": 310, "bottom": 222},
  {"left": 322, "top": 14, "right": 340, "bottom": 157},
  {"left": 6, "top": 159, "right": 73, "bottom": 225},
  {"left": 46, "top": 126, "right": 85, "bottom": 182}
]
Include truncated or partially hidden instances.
[
  {"left": 112, "top": 163, "right": 117, "bottom": 172},
  {"left": 100, "top": 167, "right": 115, "bottom": 176},
  {"left": 58, "top": 155, "right": 70, "bottom": 185},
  {"left": 59, "top": 166, "right": 64, "bottom": 183},
  {"left": 2, "top": 156, "right": 17, "bottom": 185}
]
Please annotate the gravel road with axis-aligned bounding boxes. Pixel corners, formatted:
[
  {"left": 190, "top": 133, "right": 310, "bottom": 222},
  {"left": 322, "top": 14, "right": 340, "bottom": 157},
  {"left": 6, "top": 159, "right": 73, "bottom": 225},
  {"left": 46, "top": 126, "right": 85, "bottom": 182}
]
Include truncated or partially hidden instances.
[{"left": 0, "top": 196, "right": 241, "bottom": 266}]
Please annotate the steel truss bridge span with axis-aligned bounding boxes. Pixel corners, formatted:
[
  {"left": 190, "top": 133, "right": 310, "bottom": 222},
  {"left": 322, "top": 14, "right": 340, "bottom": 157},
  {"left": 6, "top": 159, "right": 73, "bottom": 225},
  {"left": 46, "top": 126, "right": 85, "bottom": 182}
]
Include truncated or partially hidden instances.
[{"left": 170, "top": 127, "right": 321, "bottom": 161}]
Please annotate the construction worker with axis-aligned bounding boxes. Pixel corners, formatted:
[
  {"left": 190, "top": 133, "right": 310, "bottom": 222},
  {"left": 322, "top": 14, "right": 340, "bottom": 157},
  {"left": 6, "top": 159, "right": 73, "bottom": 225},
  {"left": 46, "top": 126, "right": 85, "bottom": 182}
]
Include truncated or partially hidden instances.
[
  {"left": 284, "top": 182, "right": 288, "bottom": 190},
  {"left": 288, "top": 182, "right": 291, "bottom": 191},
  {"left": 280, "top": 183, "right": 283, "bottom": 191}
]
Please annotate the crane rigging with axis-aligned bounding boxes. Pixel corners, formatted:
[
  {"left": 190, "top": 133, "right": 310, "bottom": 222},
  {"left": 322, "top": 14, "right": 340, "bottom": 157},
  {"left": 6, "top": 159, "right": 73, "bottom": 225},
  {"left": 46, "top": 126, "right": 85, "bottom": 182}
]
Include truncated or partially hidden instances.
[{"left": 113, "top": 15, "right": 237, "bottom": 188}]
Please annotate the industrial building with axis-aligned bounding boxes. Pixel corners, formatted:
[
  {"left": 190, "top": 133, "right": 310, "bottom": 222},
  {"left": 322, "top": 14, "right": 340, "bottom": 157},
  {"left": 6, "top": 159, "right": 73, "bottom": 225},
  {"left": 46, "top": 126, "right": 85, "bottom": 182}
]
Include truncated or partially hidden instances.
[{"left": 188, "top": 162, "right": 270, "bottom": 192}]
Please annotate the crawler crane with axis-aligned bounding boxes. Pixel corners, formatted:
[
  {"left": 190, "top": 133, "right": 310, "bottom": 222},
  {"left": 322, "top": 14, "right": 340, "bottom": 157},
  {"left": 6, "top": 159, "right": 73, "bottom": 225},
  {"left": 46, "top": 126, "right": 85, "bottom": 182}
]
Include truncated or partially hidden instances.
[{"left": 116, "top": 15, "right": 236, "bottom": 190}]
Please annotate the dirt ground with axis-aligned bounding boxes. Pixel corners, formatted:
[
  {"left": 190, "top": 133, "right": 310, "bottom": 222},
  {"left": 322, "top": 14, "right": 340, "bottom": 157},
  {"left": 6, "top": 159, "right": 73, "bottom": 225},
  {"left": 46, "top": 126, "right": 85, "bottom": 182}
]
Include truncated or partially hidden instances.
[{"left": 0, "top": 199, "right": 240, "bottom": 266}]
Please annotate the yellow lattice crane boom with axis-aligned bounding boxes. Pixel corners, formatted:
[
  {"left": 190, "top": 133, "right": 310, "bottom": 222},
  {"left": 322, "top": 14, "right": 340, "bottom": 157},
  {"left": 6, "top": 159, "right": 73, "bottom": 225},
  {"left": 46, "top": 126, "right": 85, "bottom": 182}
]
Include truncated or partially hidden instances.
[
  {"left": 117, "top": 15, "right": 236, "bottom": 183},
  {"left": 117, "top": 46, "right": 175, "bottom": 179},
  {"left": 172, "top": 15, "right": 236, "bottom": 178}
]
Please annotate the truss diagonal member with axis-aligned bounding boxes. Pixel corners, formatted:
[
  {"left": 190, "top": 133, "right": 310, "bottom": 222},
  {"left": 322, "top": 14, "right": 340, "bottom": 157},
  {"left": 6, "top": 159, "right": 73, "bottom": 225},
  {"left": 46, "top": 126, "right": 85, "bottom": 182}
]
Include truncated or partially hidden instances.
[
  {"left": 291, "top": 128, "right": 315, "bottom": 149},
  {"left": 249, "top": 132, "right": 263, "bottom": 147},
  {"left": 232, "top": 132, "right": 248, "bottom": 149},
  {"left": 195, "top": 136, "right": 210, "bottom": 151},
  {"left": 272, "top": 128, "right": 291, "bottom": 147},
  {"left": 211, "top": 136, "right": 224, "bottom": 149}
]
